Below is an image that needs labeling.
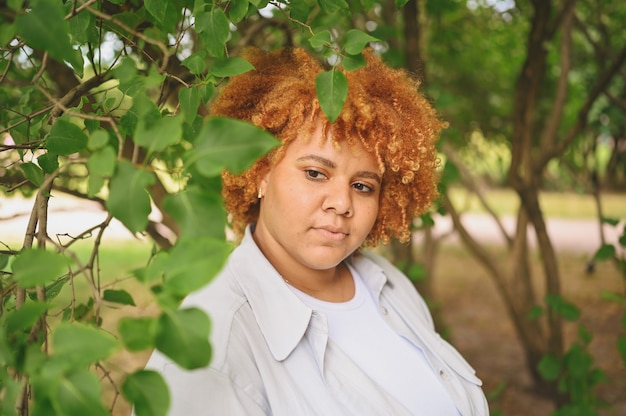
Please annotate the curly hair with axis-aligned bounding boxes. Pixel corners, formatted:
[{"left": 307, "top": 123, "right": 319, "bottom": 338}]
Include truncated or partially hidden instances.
[{"left": 210, "top": 47, "right": 444, "bottom": 246}]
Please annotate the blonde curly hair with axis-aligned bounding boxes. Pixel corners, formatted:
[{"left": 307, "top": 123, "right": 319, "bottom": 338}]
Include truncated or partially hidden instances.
[{"left": 211, "top": 47, "right": 444, "bottom": 246}]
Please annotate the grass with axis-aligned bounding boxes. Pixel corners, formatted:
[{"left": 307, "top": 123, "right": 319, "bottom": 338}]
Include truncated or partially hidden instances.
[{"left": 448, "top": 187, "right": 626, "bottom": 220}]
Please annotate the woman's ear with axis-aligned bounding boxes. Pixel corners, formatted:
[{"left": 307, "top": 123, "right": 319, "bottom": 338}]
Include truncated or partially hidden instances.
[{"left": 258, "top": 170, "right": 270, "bottom": 199}]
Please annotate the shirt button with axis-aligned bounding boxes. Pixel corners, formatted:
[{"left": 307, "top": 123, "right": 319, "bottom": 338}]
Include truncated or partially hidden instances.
[
  {"left": 439, "top": 369, "right": 449, "bottom": 380},
  {"left": 380, "top": 306, "right": 388, "bottom": 315}
]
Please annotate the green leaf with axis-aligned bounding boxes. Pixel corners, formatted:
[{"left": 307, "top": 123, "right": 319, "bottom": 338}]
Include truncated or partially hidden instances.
[
  {"left": 228, "top": 0, "right": 250, "bottom": 23},
  {"left": 87, "top": 146, "right": 116, "bottom": 177},
  {"left": 600, "top": 216, "right": 620, "bottom": 226},
  {"left": 545, "top": 294, "right": 580, "bottom": 321},
  {"left": 0, "top": 366, "right": 20, "bottom": 416},
  {"left": 15, "top": 0, "right": 81, "bottom": 70},
  {"left": 12, "top": 249, "right": 69, "bottom": 289},
  {"left": 538, "top": 353, "right": 561, "bottom": 381},
  {"left": 163, "top": 237, "right": 231, "bottom": 296},
  {"left": 309, "top": 30, "right": 332, "bottom": 48},
  {"left": 316, "top": 69, "right": 348, "bottom": 123},
  {"left": 593, "top": 244, "right": 615, "bottom": 261},
  {"left": 133, "top": 251, "right": 169, "bottom": 284},
  {"left": 103, "top": 289, "right": 136, "bottom": 306},
  {"left": 528, "top": 305, "right": 544, "bottom": 321},
  {"left": 209, "top": 57, "right": 255, "bottom": 78},
  {"left": 134, "top": 113, "right": 183, "bottom": 153},
  {"left": 181, "top": 51, "right": 207, "bottom": 75},
  {"left": 5, "top": 301, "right": 50, "bottom": 333},
  {"left": 52, "top": 323, "right": 119, "bottom": 367},
  {"left": 87, "top": 130, "right": 110, "bottom": 151},
  {"left": 55, "top": 369, "right": 108, "bottom": 416},
  {"left": 123, "top": 370, "right": 170, "bottom": 416},
  {"left": 46, "top": 119, "right": 88, "bottom": 155},
  {"left": 359, "top": 0, "right": 377, "bottom": 11},
  {"left": 145, "top": 0, "right": 168, "bottom": 22},
  {"left": 186, "top": 117, "right": 279, "bottom": 177},
  {"left": 343, "top": 29, "right": 379, "bottom": 55},
  {"left": 342, "top": 53, "right": 366, "bottom": 71},
  {"left": 290, "top": 0, "right": 311, "bottom": 23},
  {"left": 67, "top": 6, "right": 96, "bottom": 44},
  {"left": 118, "top": 317, "right": 157, "bottom": 351},
  {"left": 106, "top": 161, "right": 156, "bottom": 234},
  {"left": 20, "top": 161, "right": 44, "bottom": 187},
  {"left": 395, "top": 0, "right": 410, "bottom": 7},
  {"left": 195, "top": 9, "right": 230, "bottom": 58},
  {"left": 179, "top": 87, "right": 201, "bottom": 125},
  {"left": 0, "top": 22, "right": 16, "bottom": 51},
  {"left": 318, "top": 0, "right": 349, "bottom": 14},
  {"left": 37, "top": 152, "right": 59, "bottom": 174},
  {"left": 163, "top": 186, "right": 227, "bottom": 240},
  {"left": 155, "top": 308, "right": 212, "bottom": 369}
]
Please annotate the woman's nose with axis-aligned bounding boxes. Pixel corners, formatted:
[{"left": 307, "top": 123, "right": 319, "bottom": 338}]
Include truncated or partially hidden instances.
[{"left": 322, "top": 183, "right": 353, "bottom": 217}]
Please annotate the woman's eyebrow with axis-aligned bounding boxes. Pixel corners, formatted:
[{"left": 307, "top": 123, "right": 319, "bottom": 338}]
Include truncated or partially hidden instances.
[
  {"left": 356, "top": 171, "right": 382, "bottom": 184},
  {"left": 296, "top": 154, "right": 381, "bottom": 184},
  {"left": 296, "top": 154, "right": 336, "bottom": 168}
]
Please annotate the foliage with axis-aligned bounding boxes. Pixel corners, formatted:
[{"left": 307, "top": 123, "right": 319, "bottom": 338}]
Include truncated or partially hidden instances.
[{"left": 0, "top": 0, "right": 394, "bottom": 414}]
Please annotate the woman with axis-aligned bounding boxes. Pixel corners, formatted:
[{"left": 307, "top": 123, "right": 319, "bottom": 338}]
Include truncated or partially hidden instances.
[{"left": 146, "top": 47, "right": 488, "bottom": 415}]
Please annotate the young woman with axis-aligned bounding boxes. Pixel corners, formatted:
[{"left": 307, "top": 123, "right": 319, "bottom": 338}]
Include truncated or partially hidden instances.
[{"left": 146, "top": 47, "right": 488, "bottom": 415}]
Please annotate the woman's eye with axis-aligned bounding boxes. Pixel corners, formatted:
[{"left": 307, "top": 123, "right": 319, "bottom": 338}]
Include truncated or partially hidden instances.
[
  {"left": 353, "top": 183, "right": 375, "bottom": 193},
  {"left": 305, "top": 170, "right": 326, "bottom": 180}
]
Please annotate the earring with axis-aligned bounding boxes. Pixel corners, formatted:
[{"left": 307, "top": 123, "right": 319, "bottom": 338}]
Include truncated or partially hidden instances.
[{"left": 257, "top": 189, "right": 263, "bottom": 199}]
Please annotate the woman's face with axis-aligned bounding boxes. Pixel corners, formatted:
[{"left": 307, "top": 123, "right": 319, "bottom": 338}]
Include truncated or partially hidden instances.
[{"left": 253, "top": 123, "right": 381, "bottom": 278}]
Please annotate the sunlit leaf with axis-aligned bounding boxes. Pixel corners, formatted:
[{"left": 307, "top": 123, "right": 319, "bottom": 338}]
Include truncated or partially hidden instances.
[
  {"left": 5, "top": 301, "right": 50, "bottom": 333},
  {"left": 134, "top": 114, "right": 183, "bottom": 153},
  {"left": 15, "top": 0, "right": 81, "bottom": 70},
  {"left": 163, "top": 237, "right": 231, "bottom": 296},
  {"left": 119, "top": 317, "right": 157, "bottom": 351},
  {"left": 195, "top": 9, "right": 229, "bottom": 58},
  {"left": 186, "top": 117, "right": 279, "bottom": 177},
  {"left": 55, "top": 369, "right": 107, "bottom": 416},
  {"left": 46, "top": 119, "right": 88, "bottom": 155},
  {"left": 12, "top": 249, "right": 69, "bottom": 289},
  {"left": 343, "top": 29, "right": 379, "bottom": 55},
  {"left": 52, "top": 323, "right": 119, "bottom": 367},
  {"left": 309, "top": 30, "right": 332, "bottom": 48},
  {"left": 163, "top": 186, "right": 227, "bottom": 240},
  {"left": 209, "top": 57, "right": 255, "bottom": 78},
  {"left": 155, "top": 308, "right": 212, "bottom": 369},
  {"left": 316, "top": 69, "right": 348, "bottom": 123},
  {"left": 87, "top": 130, "right": 109, "bottom": 151},
  {"left": 342, "top": 53, "right": 366, "bottom": 71},
  {"left": 106, "top": 161, "right": 156, "bottom": 234},
  {"left": 123, "top": 370, "right": 169, "bottom": 416},
  {"left": 87, "top": 146, "right": 116, "bottom": 177}
]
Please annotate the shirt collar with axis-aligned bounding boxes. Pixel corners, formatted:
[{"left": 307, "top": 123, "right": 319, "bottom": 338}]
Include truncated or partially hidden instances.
[
  {"left": 228, "top": 226, "right": 391, "bottom": 361},
  {"left": 228, "top": 225, "right": 312, "bottom": 361}
]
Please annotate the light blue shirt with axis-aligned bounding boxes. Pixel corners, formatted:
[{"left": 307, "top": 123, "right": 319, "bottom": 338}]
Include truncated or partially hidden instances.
[{"left": 145, "top": 225, "right": 489, "bottom": 415}]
